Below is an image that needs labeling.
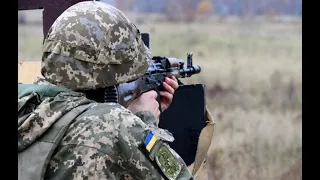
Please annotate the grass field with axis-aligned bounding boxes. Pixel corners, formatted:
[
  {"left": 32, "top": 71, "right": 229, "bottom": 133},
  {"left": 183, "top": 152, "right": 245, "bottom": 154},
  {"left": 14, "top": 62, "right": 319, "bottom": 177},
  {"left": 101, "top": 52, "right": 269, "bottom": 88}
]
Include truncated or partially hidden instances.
[{"left": 18, "top": 10, "right": 302, "bottom": 180}]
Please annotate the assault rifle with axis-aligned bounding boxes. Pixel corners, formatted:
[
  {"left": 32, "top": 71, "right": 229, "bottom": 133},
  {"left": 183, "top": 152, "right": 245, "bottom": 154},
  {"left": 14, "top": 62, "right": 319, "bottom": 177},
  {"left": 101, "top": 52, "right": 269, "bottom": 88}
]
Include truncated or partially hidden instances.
[{"left": 104, "top": 52, "right": 201, "bottom": 111}]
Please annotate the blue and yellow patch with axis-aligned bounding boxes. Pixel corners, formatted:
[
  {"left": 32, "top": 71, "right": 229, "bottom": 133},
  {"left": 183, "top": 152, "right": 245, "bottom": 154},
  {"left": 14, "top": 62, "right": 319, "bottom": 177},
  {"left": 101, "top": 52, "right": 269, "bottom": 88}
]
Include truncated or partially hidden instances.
[{"left": 144, "top": 131, "right": 158, "bottom": 152}]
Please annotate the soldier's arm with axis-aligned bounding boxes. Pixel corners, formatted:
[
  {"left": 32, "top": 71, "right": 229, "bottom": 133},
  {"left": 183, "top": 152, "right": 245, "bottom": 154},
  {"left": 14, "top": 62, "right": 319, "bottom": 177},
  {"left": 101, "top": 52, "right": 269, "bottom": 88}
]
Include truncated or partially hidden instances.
[{"left": 44, "top": 103, "right": 193, "bottom": 180}]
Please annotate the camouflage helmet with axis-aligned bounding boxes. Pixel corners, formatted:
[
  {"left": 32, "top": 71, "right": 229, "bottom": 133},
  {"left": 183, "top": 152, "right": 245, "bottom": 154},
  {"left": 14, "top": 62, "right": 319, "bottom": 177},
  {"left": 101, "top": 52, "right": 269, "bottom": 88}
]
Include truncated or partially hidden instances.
[{"left": 41, "top": 1, "right": 151, "bottom": 91}]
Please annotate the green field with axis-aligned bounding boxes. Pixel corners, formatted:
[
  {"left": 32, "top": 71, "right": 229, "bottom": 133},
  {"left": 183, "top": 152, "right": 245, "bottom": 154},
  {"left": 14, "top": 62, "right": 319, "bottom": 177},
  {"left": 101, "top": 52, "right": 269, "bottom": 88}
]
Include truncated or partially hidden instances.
[{"left": 18, "top": 10, "right": 302, "bottom": 180}]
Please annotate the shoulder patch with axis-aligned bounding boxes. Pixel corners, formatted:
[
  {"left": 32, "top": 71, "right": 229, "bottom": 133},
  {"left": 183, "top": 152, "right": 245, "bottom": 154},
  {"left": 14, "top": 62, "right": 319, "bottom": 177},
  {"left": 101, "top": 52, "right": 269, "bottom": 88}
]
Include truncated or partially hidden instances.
[
  {"left": 144, "top": 131, "right": 182, "bottom": 180},
  {"left": 155, "top": 144, "right": 183, "bottom": 180},
  {"left": 144, "top": 131, "right": 158, "bottom": 152}
]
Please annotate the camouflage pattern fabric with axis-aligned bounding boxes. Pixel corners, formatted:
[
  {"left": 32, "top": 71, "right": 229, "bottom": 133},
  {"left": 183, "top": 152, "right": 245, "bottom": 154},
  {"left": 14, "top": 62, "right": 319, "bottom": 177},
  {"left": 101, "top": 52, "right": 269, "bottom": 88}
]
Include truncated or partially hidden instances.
[
  {"left": 44, "top": 98, "right": 193, "bottom": 179},
  {"left": 41, "top": 1, "right": 151, "bottom": 91},
  {"left": 18, "top": 80, "right": 193, "bottom": 179},
  {"left": 18, "top": 89, "right": 93, "bottom": 153}
]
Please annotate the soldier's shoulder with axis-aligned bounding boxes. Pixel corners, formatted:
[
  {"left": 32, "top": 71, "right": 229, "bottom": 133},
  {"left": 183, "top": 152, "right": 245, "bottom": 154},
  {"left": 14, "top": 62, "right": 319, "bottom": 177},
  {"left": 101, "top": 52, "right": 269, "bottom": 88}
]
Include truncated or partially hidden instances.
[
  {"left": 62, "top": 101, "right": 147, "bottom": 148},
  {"left": 77, "top": 102, "right": 131, "bottom": 120}
]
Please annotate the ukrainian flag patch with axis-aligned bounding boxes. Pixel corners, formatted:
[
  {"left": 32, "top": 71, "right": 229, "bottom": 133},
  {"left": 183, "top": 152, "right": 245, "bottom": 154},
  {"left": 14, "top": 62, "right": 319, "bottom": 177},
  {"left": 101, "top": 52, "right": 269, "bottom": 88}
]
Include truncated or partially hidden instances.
[{"left": 144, "top": 131, "right": 158, "bottom": 152}]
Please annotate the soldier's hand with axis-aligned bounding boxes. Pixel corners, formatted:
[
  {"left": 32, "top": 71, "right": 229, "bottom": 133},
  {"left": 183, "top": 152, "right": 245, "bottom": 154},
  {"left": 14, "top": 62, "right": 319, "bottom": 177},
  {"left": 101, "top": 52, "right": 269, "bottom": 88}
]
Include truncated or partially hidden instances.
[
  {"left": 160, "top": 76, "right": 179, "bottom": 111},
  {"left": 127, "top": 90, "right": 160, "bottom": 120}
]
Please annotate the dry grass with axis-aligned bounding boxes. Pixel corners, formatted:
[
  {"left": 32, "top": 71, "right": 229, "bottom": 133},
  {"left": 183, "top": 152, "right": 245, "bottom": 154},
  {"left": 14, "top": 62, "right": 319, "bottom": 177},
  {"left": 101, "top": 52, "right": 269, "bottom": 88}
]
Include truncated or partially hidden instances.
[{"left": 18, "top": 10, "right": 302, "bottom": 180}]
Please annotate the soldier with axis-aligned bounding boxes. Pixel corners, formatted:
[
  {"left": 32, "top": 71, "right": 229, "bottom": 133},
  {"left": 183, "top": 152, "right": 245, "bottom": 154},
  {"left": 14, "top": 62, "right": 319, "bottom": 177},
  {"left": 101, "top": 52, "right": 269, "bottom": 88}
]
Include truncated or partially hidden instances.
[{"left": 18, "top": 1, "right": 195, "bottom": 180}]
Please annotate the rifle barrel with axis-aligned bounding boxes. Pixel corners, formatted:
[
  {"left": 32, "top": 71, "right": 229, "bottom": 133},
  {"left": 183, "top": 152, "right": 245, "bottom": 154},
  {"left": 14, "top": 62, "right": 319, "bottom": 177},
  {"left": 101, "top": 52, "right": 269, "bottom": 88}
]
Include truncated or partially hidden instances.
[{"left": 179, "top": 65, "right": 201, "bottom": 78}]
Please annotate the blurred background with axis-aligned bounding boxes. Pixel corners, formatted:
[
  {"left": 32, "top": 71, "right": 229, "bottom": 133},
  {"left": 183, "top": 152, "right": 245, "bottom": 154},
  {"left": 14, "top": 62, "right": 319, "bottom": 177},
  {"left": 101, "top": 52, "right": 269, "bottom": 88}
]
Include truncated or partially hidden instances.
[{"left": 18, "top": 0, "right": 302, "bottom": 179}]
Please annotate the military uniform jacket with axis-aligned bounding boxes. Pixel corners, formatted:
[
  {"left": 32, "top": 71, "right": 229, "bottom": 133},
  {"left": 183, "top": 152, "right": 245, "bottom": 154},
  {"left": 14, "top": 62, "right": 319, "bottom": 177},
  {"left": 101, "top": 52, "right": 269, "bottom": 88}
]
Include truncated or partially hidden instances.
[{"left": 18, "top": 83, "right": 194, "bottom": 180}]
